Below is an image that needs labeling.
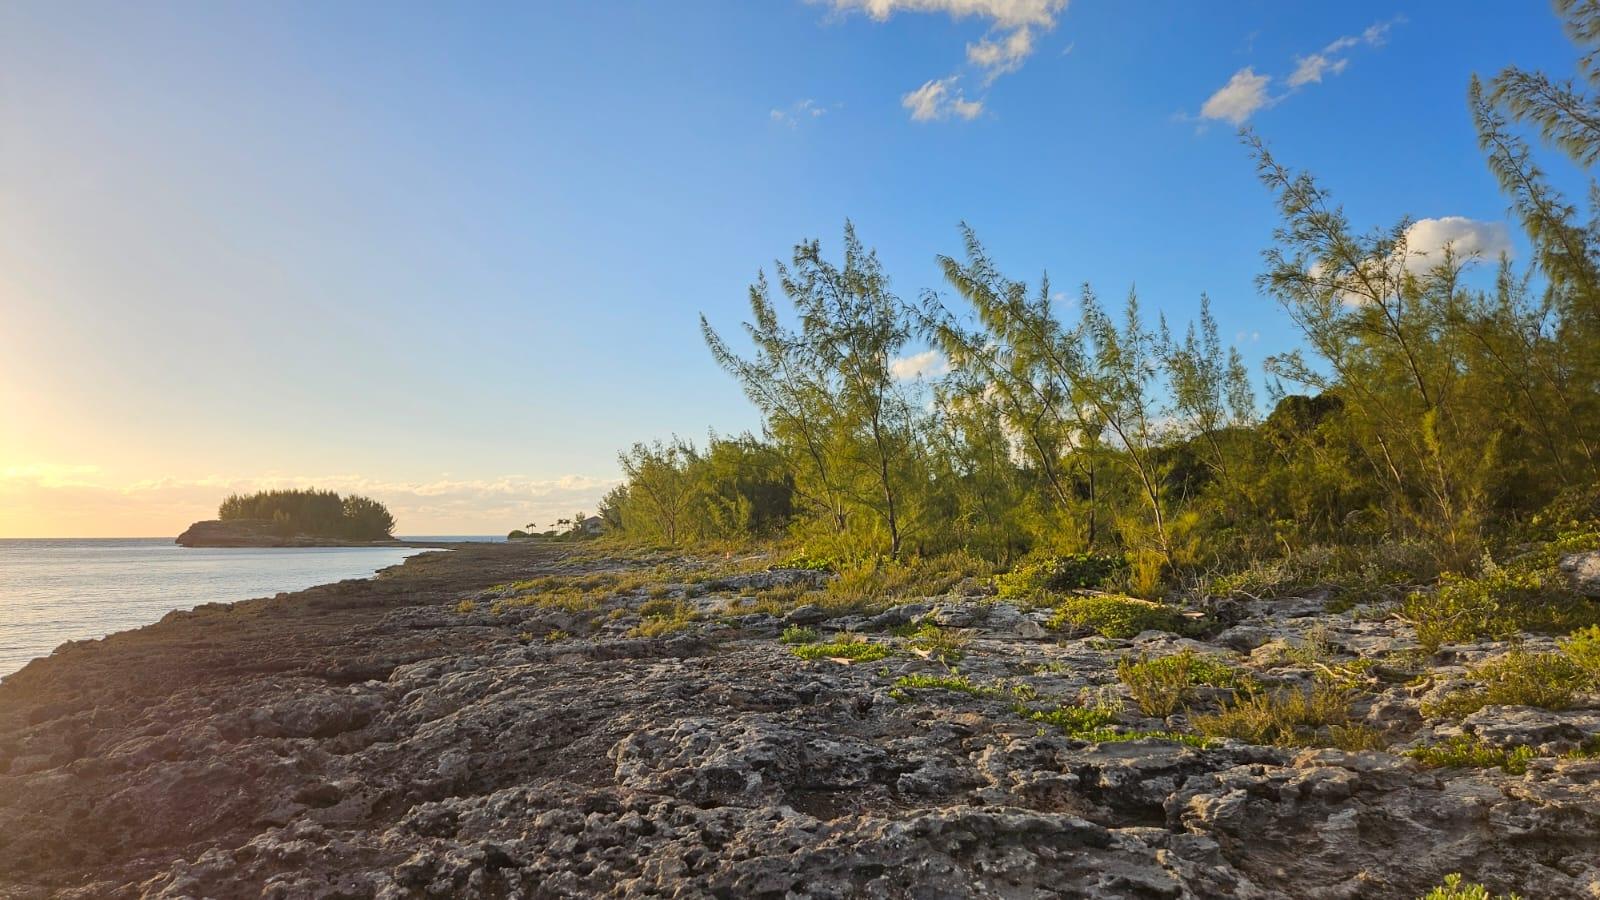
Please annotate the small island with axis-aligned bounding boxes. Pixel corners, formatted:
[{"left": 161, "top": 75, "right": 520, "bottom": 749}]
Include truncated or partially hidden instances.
[{"left": 176, "top": 488, "right": 398, "bottom": 547}]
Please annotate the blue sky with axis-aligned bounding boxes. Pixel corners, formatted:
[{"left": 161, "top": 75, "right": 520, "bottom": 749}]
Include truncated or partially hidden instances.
[{"left": 0, "top": 1, "right": 1578, "bottom": 536}]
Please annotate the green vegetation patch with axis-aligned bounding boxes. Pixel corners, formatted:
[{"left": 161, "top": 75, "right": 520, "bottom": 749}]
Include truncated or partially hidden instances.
[
  {"left": 996, "top": 553, "right": 1128, "bottom": 599},
  {"left": 1191, "top": 685, "right": 1378, "bottom": 750},
  {"left": 779, "top": 625, "right": 820, "bottom": 645},
  {"left": 790, "top": 637, "right": 892, "bottom": 662},
  {"left": 630, "top": 600, "right": 700, "bottom": 638},
  {"left": 1116, "top": 649, "right": 1254, "bottom": 717},
  {"left": 1403, "top": 563, "right": 1600, "bottom": 653},
  {"left": 1421, "top": 649, "right": 1589, "bottom": 719},
  {"left": 1406, "top": 735, "right": 1538, "bottom": 775},
  {"left": 1047, "top": 595, "right": 1188, "bottom": 639},
  {"left": 1560, "top": 625, "right": 1600, "bottom": 679},
  {"left": 1019, "top": 701, "right": 1213, "bottom": 747},
  {"left": 1417, "top": 874, "right": 1524, "bottom": 900},
  {"left": 891, "top": 673, "right": 996, "bottom": 700},
  {"left": 901, "top": 622, "right": 969, "bottom": 663}
]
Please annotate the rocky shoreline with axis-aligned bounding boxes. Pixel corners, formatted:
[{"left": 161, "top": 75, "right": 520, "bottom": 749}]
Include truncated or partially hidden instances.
[{"left": 2, "top": 544, "right": 1598, "bottom": 898}]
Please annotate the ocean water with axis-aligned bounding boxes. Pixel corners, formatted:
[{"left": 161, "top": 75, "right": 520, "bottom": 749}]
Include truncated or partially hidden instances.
[{"left": 0, "top": 538, "right": 494, "bottom": 679}]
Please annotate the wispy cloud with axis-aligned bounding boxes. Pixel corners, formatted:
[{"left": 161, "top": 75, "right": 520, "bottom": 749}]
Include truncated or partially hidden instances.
[
  {"left": 966, "top": 25, "right": 1035, "bottom": 83},
  {"left": 890, "top": 349, "right": 952, "bottom": 380},
  {"left": 1200, "top": 67, "right": 1272, "bottom": 126},
  {"left": 903, "top": 77, "right": 985, "bottom": 121},
  {"left": 821, "top": 0, "right": 1065, "bottom": 29},
  {"left": 1196, "top": 15, "right": 1404, "bottom": 127},
  {"left": 770, "top": 98, "right": 830, "bottom": 127},
  {"left": 816, "top": 0, "right": 1068, "bottom": 122}
]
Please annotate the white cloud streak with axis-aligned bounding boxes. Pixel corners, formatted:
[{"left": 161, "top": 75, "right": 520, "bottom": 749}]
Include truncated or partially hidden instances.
[
  {"left": 1201, "top": 68, "right": 1272, "bottom": 125},
  {"left": 770, "top": 98, "right": 829, "bottom": 127},
  {"left": 903, "top": 77, "right": 984, "bottom": 121},
  {"left": 819, "top": 0, "right": 1067, "bottom": 121},
  {"left": 822, "top": 0, "right": 1065, "bottom": 28},
  {"left": 1199, "top": 16, "right": 1404, "bottom": 125},
  {"left": 890, "top": 349, "right": 952, "bottom": 380}
]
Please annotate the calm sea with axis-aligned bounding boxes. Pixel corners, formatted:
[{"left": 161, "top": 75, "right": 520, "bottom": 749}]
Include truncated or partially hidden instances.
[{"left": 0, "top": 537, "right": 501, "bottom": 679}]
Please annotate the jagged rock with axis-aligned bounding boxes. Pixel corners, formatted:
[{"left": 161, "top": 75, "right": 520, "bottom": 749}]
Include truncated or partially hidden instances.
[
  {"left": 1559, "top": 550, "right": 1600, "bottom": 598},
  {"left": 1459, "top": 706, "right": 1600, "bottom": 753},
  {"left": 783, "top": 604, "right": 831, "bottom": 625}
]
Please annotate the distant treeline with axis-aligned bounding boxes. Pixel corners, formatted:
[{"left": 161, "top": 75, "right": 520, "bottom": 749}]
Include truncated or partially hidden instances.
[
  {"left": 219, "top": 489, "right": 396, "bottom": 540},
  {"left": 601, "top": 3, "right": 1600, "bottom": 593}
]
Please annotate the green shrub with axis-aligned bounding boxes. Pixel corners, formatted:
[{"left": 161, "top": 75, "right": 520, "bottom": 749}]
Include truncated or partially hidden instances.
[
  {"left": 996, "top": 553, "right": 1128, "bottom": 599},
  {"left": 630, "top": 600, "right": 699, "bottom": 638},
  {"left": 822, "top": 553, "right": 995, "bottom": 612},
  {"left": 454, "top": 599, "right": 476, "bottom": 615},
  {"left": 790, "top": 636, "right": 892, "bottom": 662},
  {"left": 1405, "top": 735, "right": 1537, "bottom": 776},
  {"left": 1404, "top": 562, "right": 1600, "bottom": 652},
  {"left": 1421, "top": 650, "right": 1587, "bottom": 719},
  {"left": 1116, "top": 649, "right": 1252, "bottom": 717},
  {"left": 1559, "top": 625, "right": 1600, "bottom": 680},
  {"left": 779, "top": 625, "right": 820, "bottom": 645},
  {"left": 1417, "top": 873, "right": 1524, "bottom": 900},
  {"left": 781, "top": 553, "right": 836, "bottom": 572},
  {"left": 1047, "top": 595, "right": 1187, "bottom": 639},
  {"left": 1191, "top": 685, "right": 1356, "bottom": 748}
]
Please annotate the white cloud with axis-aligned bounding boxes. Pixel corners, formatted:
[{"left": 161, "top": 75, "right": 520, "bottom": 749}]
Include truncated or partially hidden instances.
[
  {"left": 1287, "top": 16, "right": 1399, "bottom": 88},
  {"left": 903, "top": 77, "right": 984, "bottom": 121},
  {"left": 1200, "top": 68, "right": 1272, "bottom": 125},
  {"left": 890, "top": 349, "right": 952, "bottom": 380},
  {"left": 822, "top": 0, "right": 1066, "bottom": 28},
  {"left": 770, "top": 98, "right": 829, "bottom": 127},
  {"left": 819, "top": 0, "right": 1066, "bottom": 121},
  {"left": 1401, "top": 217, "right": 1513, "bottom": 274},
  {"left": 1287, "top": 53, "right": 1348, "bottom": 88},
  {"left": 967, "top": 25, "right": 1034, "bottom": 81},
  {"left": 1197, "top": 16, "right": 1404, "bottom": 126}
]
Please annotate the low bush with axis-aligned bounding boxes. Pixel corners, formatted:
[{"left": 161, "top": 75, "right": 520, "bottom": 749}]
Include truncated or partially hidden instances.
[
  {"left": 1405, "top": 735, "right": 1537, "bottom": 776},
  {"left": 1191, "top": 684, "right": 1361, "bottom": 748},
  {"left": 790, "top": 636, "right": 892, "bottom": 662},
  {"left": 630, "top": 600, "right": 700, "bottom": 638},
  {"left": 996, "top": 553, "right": 1128, "bottom": 599},
  {"left": 1018, "top": 702, "right": 1119, "bottom": 734},
  {"left": 1417, "top": 873, "right": 1524, "bottom": 900},
  {"left": 1560, "top": 625, "right": 1600, "bottom": 680},
  {"left": 1208, "top": 542, "right": 1436, "bottom": 602},
  {"left": 1047, "top": 595, "right": 1187, "bottom": 639},
  {"left": 1421, "top": 650, "right": 1588, "bottom": 719},
  {"left": 822, "top": 552, "right": 995, "bottom": 613},
  {"left": 1117, "top": 649, "right": 1252, "bottom": 717},
  {"left": 779, "top": 625, "right": 820, "bottom": 645},
  {"left": 1403, "top": 560, "right": 1600, "bottom": 653}
]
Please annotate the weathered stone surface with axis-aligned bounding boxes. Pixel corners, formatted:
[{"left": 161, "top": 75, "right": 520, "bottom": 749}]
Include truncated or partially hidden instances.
[
  {"left": 1, "top": 543, "right": 1596, "bottom": 899},
  {"left": 1560, "top": 550, "right": 1600, "bottom": 597}
]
